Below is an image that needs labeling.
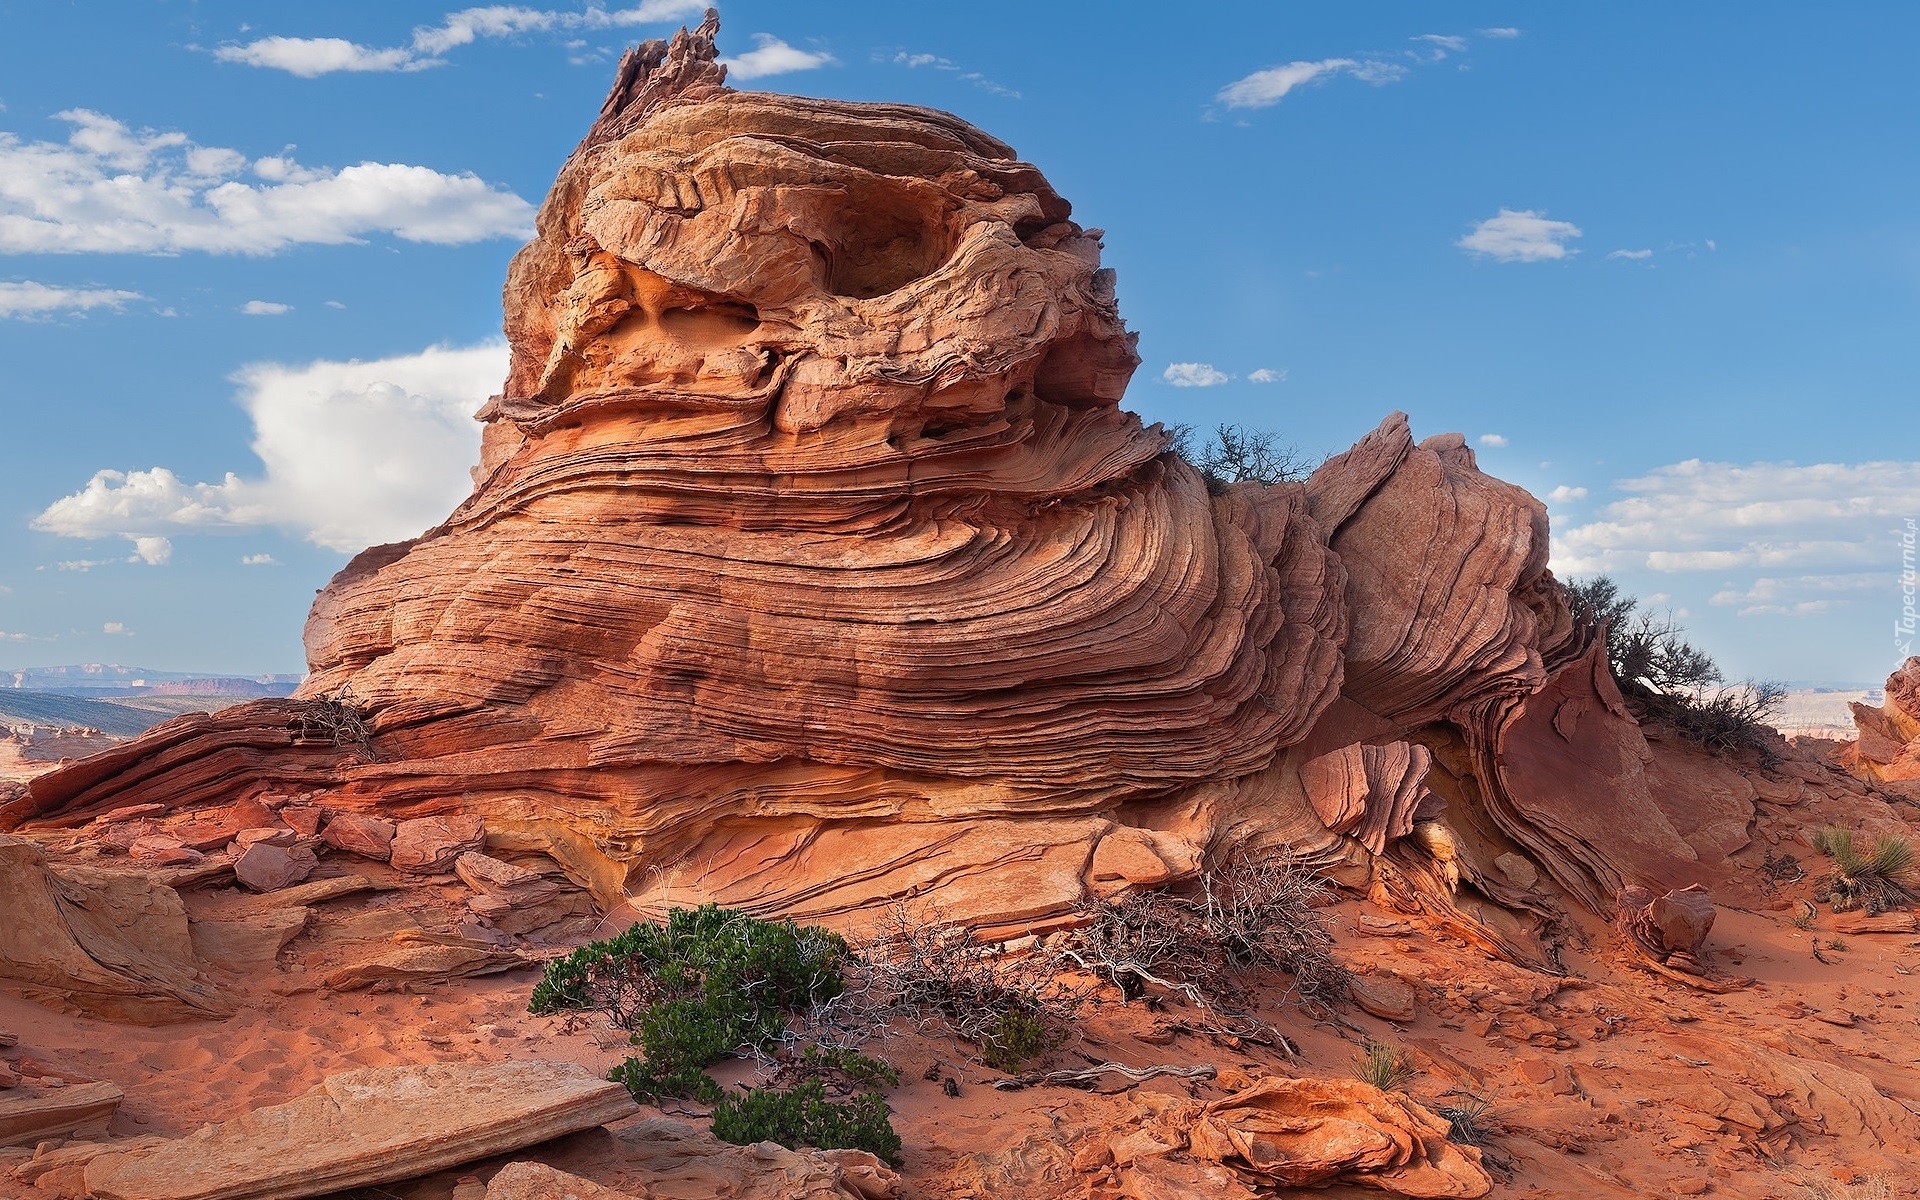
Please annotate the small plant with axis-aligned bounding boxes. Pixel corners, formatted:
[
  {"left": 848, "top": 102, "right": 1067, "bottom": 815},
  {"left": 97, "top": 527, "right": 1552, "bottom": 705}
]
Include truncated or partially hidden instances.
[
  {"left": 1799, "top": 1175, "right": 1895, "bottom": 1200},
  {"left": 1811, "top": 828, "right": 1916, "bottom": 915},
  {"left": 710, "top": 1078, "right": 903, "bottom": 1166},
  {"left": 981, "top": 1005, "right": 1061, "bottom": 1072},
  {"left": 1352, "top": 1041, "right": 1418, "bottom": 1092},
  {"left": 1789, "top": 903, "right": 1816, "bottom": 930},
  {"left": 1827, "top": 938, "right": 1850, "bottom": 953},
  {"left": 1762, "top": 850, "right": 1804, "bottom": 882},
  {"left": 1435, "top": 1091, "right": 1499, "bottom": 1146},
  {"left": 528, "top": 905, "right": 850, "bottom": 1100}
]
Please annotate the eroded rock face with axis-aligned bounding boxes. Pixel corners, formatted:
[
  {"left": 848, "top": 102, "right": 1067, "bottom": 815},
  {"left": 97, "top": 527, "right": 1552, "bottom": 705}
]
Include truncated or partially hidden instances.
[
  {"left": 2, "top": 15, "right": 1732, "bottom": 954},
  {"left": 1845, "top": 657, "right": 1920, "bottom": 782}
]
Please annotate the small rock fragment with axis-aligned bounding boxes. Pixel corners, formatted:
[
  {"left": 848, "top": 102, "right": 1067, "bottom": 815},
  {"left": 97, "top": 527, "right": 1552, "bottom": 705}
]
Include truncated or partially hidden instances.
[
  {"left": 320, "top": 812, "right": 396, "bottom": 862},
  {"left": 234, "top": 843, "right": 319, "bottom": 893},
  {"left": 390, "top": 816, "right": 486, "bottom": 874},
  {"left": 1349, "top": 974, "right": 1418, "bottom": 1022}
]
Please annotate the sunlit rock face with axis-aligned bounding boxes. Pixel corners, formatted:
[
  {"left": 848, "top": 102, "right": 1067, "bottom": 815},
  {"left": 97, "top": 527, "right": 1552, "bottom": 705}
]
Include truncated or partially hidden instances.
[{"left": 14, "top": 15, "right": 1720, "bottom": 953}]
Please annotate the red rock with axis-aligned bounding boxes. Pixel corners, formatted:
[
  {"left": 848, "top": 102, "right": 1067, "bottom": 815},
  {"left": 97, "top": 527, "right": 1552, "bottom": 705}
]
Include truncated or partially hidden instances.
[
  {"left": 320, "top": 812, "right": 395, "bottom": 862},
  {"left": 233, "top": 843, "right": 319, "bottom": 893},
  {"left": 127, "top": 836, "right": 203, "bottom": 868},
  {"left": 1300, "top": 741, "right": 1433, "bottom": 854},
  {"left": 390, "top": 816, "right": 486, "bottom": 875},
  {"left": 234, "top": 827, "right": 298, "bottom": 849},
  {"left": 281, "top": 806, "right": 325, "bottom": 837},
  {"left": 1350, "top": 974, "right": 1419, "bottom": 1021},
  {"left": 95, "top": 804, "right": 165, "bottom": 825}
]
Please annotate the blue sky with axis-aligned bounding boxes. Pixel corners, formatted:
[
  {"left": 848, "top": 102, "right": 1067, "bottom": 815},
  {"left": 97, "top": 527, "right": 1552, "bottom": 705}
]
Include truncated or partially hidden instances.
[{"left": 1, "top": 2, "right": 1914, "bottom": 686}]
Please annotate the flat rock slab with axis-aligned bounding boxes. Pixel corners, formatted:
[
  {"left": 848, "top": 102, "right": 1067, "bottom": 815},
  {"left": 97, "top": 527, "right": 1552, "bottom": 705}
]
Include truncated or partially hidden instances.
[
  {"left": 82, "top": 1060, "right": 638, "bottom": 1200},
  {"left": 0, "top": 1080, "right": 123, "bottom": 1148}
]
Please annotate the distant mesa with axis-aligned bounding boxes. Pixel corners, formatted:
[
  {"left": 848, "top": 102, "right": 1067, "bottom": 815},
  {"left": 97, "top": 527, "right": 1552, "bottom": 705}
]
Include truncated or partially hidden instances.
[{"left": 0, "top": 12, "right": 1793, "bottom": 966}]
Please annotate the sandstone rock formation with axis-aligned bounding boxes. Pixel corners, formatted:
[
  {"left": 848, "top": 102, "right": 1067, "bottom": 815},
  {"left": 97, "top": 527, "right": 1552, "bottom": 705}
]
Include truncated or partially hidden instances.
[
  {"left": 0, "top": 13, "right": 1755, "bottom": 975},
  {"left": 1844, "top": 656, "right": 1920, "bottom": 784},
  {"left": 74, "top": 1061, "right": 636, "bottom": 1200}
]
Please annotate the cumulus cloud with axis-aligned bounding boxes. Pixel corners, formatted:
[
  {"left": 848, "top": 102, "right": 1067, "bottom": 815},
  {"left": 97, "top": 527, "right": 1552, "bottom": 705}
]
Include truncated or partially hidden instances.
[
  {"left": 240, "top": 553, "right": 278, "bottom": 565},
  {"left": 1609, "top": 248, "right": 1653, "bottom": 260},
  {"left": 1217, "top": 57, "right": 1407, "bottom": 108},
  {"left": 1457, "top": 209, "right": 1582, "bottom": 263},
  {"left": 1554, "top": 459, "right": 1920, "bottom": 619},
  {"left": 103, "top": 621, "right": 131, "bottom": 635},
  {"left": 0, "top": 110, "right": 534, "bottom": 255},
  {"left": 242, "top": 300, "right": 292, "bottom": 315},
  {"left": 34, "top": 341, "right": 505, "bottom": 554},
  {"left": 720, "top": 35, "right": 835, "bottom": 80},
  {"left": 1548, "top": 485, "right": 1589, "bottom": 502},
  {"left": 130, "top": 536, "right": 173, "bottom": 565},
  {"left": 1247, "top": 368, "right": 1286, "bottom": 384},
  {"left": 1478, "top": 433, "right": 1509, "bottom": 448},
  {"left": 214, "top": 2, "right": 707, "bottom": 76},
  {"left": 0, "top": 280, "right": 144, "bottom": 318},
  {"left": 1163, "top": 362, "right": 1231, "bottom": 387}
]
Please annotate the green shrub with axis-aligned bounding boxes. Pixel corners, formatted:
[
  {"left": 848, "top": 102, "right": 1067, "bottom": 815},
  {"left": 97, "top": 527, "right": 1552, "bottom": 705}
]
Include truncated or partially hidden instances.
[
  {"left": 1810, "top": 828, "right": 1916, "bottom": 915},
  {"left": 711, "top": 1077, "right": 903, "bottom": 1166},
  {"left": 981, "top": 1005, "right": 1060, "bottom": 1072},
  {"left": 528, "top": 904, "right": 850, "bottom": 1100}
]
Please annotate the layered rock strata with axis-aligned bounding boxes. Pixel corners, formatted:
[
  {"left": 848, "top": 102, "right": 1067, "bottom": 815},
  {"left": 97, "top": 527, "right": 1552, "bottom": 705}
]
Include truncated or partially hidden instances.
[{"left": 4, "top": 13, "right": 1746, "bottom": 961}]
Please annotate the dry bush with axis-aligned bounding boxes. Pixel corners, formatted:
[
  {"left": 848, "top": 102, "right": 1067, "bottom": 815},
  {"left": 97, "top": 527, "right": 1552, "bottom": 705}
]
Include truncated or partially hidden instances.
[
  {"left": 292, "top": 686, "right": 377, "bottom": 763},
  {"left": 1064, "top": 851, "right": 1349, "bottom": 1019},
  {"left": 796, "top": 903, "right": 1092, "bottom": 1073}
]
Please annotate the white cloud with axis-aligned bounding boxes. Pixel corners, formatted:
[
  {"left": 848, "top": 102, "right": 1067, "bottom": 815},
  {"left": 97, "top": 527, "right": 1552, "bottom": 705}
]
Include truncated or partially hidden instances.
[
  {"left": 1457, "top": 209, "right": 1582, "bottom": 263},
  {"left": 103, "top": 621, "right": 131, "bottom": 636},
  {"left": 1247, "top": 368, "right": 1286, "bottom": 384},
  {"left": 1412, "top": 34, "right": 1468, "bottom": 54},
  {"left": 0, "top": 280, "right": 144, "bottom": 318},
  {"left": 1706, "top": 239, "right": 1717, "bottom": 251},
  {"left": 1478, "top": 433, "right": 1509, "bottom": 448},
  {"left": 33, "top": 341, "right": 505, "bottom": 553},
  {"left": 1547, "top": 485, "right": 1588, "bottom": 502},
  {"left": 215, "top": 2, "right": 708, "bottom": 76},
  {"left": 0, "top": 110, "right": 534, "bottom": 255},
  {"left": 887, "top": 50, "right": 1019, "bottom": 98},
  {"left": 1163, "top": 362, "right": 1231, "bottom": 388},
  {"left": 1608, "top": 248, "right": 1653, "bottom": 260},
  {"left": 215, "top": 37, "right": 416, "bottom": 76},
  {"left": 240, "top": 553, "right": 278, "bottom": 565},
  {"left": 1554, "top": 459, "right": 1920, "bottom": 587},
  {"left": 53, "top": 559, "right": 115, "bottom": 572},
  {"left": 130, "top": 536, "right": 173, "bottom": 565},
  {"left": 325, "top": 299, "right": 346, "bottom": 309},
  {"left": 1217, "top": 57, "right": 1409, "bottom": 108},
  {"left": 720, "top": 35, "right": 835, "bottom": 81},
  {"left": 242, "top": 299, "right": 292, "bottom": 315},
  {"left": 1478, "top": 27, "right": 1522, "bottom": 38},
  {"left": 1708, "top": 574, "right": 1879, "bottom": 618}
]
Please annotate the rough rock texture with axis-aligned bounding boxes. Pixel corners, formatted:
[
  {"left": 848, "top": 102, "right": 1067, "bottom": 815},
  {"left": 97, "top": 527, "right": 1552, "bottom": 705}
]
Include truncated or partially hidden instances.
[
  {"left": 1844, "top": 657, "right": 1920, "bottom": 782},
  {"left": 0, "top": 835, "right": 228, "bottom": 1022},
  {"left": 77, "top": 1061, "right": 637, "bottom": 1200},
  {"left": 0, "top": 1081, "right": 122, "bottom": 1148},
  {"left": 2, "top": 16, "right": 1746, "bottom": 966}
]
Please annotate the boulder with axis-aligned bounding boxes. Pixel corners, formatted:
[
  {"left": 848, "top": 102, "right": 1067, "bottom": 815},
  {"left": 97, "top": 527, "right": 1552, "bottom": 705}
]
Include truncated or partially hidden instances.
[
  {"left": 79, "top": 1061, "right": 638, "bottom": 1200},
  {"left": 1350, "top": 973, "right": 1419, "bottom": 1021},
  {"left": 1187, "top": 1076, "right": 1490, "bottom": 1197}
]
